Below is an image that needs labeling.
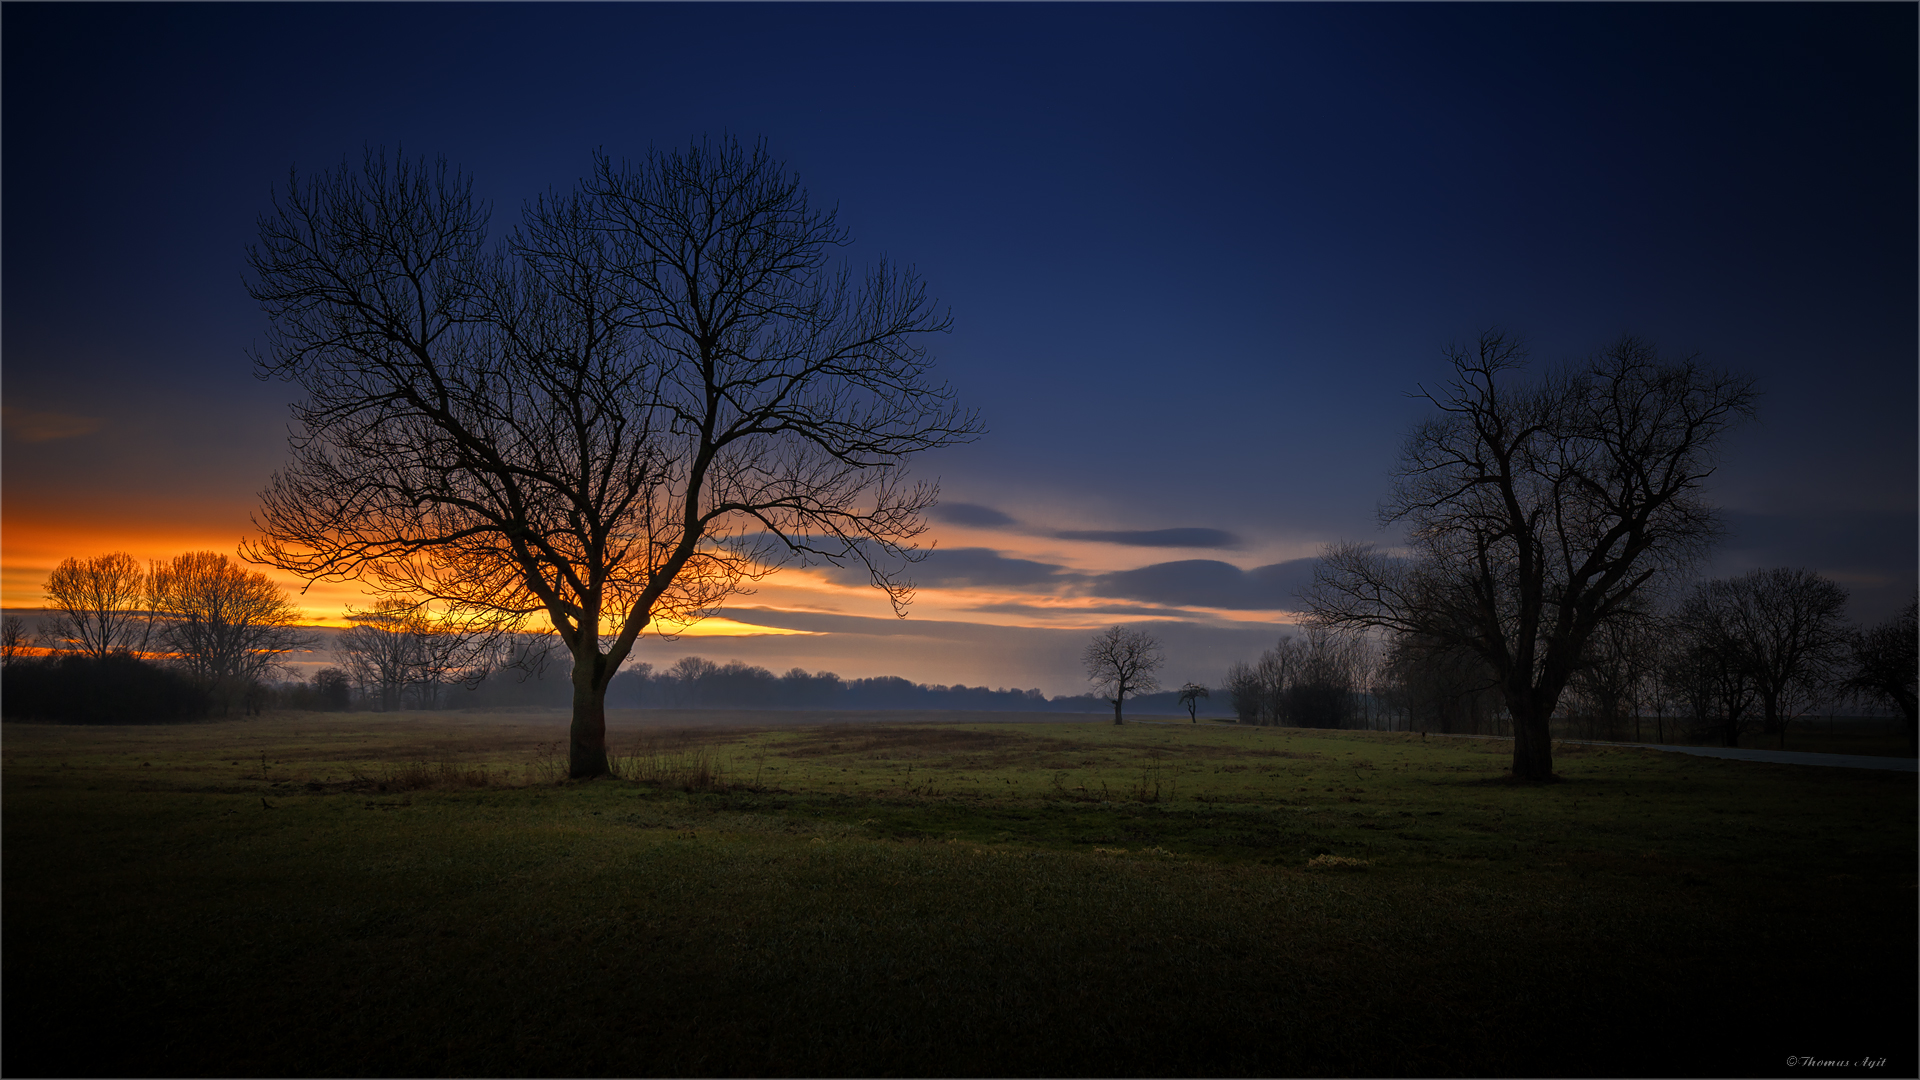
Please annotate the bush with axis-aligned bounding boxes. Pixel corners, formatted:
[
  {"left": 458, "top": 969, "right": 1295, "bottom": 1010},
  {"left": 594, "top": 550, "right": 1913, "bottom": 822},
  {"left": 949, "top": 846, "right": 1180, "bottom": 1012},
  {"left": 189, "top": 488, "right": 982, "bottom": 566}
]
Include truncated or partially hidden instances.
[{"left": 2, "top": 654, "right": 211, "bottom": 723}]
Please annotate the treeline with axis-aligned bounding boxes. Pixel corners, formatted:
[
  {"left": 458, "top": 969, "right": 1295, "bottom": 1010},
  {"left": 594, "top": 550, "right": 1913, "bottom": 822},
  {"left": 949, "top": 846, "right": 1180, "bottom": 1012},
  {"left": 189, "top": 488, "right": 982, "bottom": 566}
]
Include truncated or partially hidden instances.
[
  {"left": 606, "top": 656, "right": 1202, "bottom": 714},
  {"left": 3, "top": 551, "right": 306, "bottom": 722},
  {"left": 1222, "top": 569, "right": 1917, "bottom": 750},
  {"left": 3, "top": 550, "right": 586, "bottom": 721}
]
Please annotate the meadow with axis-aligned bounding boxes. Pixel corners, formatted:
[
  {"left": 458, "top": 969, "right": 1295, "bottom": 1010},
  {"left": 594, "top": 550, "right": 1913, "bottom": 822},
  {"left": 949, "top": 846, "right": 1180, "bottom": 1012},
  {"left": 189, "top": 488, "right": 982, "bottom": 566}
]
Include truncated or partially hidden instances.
[{"left": 4, "top": 709, "right": 1913, "bottom": 1078}]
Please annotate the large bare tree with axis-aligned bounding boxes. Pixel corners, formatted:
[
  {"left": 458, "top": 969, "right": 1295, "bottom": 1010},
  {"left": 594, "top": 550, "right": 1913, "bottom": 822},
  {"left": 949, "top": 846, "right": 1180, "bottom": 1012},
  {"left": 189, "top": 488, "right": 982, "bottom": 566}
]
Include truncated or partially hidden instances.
[
  {"left": 1305, "top": 333, "right": 1755, "bottom": 780},
  {"left": 244, "top": 141, "right": 979, "bottom": 777},
  {"left": 42, "top": 552, "right": 151, "bottom": 660},
  {"left": 1082, "top": 625, "right": 1164, "bottom": 725},
  {"left": 149, "top": 552, "right": 307, "bottom": 707}
]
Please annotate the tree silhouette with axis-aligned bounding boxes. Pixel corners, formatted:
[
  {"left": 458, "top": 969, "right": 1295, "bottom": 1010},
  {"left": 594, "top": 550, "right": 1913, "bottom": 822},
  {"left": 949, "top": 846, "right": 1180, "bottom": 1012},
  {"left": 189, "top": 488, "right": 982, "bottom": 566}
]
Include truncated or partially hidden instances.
[
  {"left": 1082, "top": 625, "right": 1163, "bottom": 725},
  {"left": 149, "top": 552, "right": 307, "bottom": 711},
  {"left": 1721, "top": 568, "right": 1849, "bottom": 748},
  {"left": 1306, "top": 332, "right": 1755, "bottom": 780},
  {"left": 1177, "top": 682, "right": 1208, "bottom": 723},
  {"left": 244, "top": 141, "right": 980, "bottom": 777},
  {"left": 42, "top": 552, "right": 150, "bottom": 659},
  {"left": 1847, "top": 595, "right": 1917, "bottom": 753}
]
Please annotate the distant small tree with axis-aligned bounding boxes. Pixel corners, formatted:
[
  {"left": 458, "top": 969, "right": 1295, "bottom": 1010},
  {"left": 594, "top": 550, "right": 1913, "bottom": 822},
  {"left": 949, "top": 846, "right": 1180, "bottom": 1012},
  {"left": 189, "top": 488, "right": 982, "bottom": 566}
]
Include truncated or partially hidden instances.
[
  {"left": 1082, "top": 625, "right": 1164, "bottom": 725},
  {"left": 1846, "top": 595, "right": 1917, "bottom": 753},
  {"left": 1, "top": 615, "right": 34, "bottom": 666},
  {"left": 1178, "top": 682, "right": 1209, "bottom": 723}
]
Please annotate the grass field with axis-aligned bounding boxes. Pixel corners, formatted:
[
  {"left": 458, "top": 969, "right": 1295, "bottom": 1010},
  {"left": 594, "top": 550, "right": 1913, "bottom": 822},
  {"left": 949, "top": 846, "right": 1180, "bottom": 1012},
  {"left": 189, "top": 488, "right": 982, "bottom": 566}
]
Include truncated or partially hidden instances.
[{"left": 5, "top": 709, "right": 1914, "bottom": 1078}]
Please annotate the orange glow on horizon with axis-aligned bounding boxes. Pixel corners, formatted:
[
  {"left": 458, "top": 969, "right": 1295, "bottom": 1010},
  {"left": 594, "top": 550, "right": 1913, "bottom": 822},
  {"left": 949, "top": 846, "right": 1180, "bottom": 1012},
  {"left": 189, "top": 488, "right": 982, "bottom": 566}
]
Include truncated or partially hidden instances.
[{"left": 3, "top": 503, "right": 1300, "bottom": 640}]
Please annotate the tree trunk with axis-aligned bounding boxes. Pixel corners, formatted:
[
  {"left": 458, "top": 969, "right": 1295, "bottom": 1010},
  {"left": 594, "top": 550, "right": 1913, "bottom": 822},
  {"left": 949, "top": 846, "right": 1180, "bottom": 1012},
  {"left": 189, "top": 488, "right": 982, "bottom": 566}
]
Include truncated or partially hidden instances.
[
  {"left": 569, "top": 648, "right": 612, "bottom": 779},
  {"left": 1510, "top": 708, "right": 1554, "bottom": 780},
  {"left": 1112, "top": 696, "right": 1123, "bottom": 725},
  {"left": 1506, "top": 683, "right": 1557, "bottom": 781},
  {"left": 1760, "top": 689, "right": 1783, "bottom": 736}
]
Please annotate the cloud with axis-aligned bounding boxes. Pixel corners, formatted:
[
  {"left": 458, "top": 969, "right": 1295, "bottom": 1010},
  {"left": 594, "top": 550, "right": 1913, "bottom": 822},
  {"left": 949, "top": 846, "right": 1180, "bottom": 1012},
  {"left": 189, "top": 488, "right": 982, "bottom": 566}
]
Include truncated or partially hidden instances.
[
  {"left": 1089, "top": 557, "right": 1318, "bottom": 610},
  {"left": 805, "top": 545, "right": 1074, "bottom": 590},
  {"left": 964, "top": 601, "right": 1181, "bottom": 619},
  {"left": 2, "top": 406, "right": 102, "bottom": 443},
  {"left": 1053, "top": 527, "right": 1242, "bottom": 549},
  {"left": 929, "top": 502, "right": 1018, "bottom": 527},
  {"left": 911, "top": 547, "right": 1073, "bottom": 588}
]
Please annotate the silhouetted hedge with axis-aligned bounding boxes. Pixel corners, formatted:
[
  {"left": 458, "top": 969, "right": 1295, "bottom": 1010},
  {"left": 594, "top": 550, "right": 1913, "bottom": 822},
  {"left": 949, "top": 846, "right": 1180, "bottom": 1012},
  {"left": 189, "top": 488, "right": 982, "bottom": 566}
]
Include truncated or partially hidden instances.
[{"left": 2, "top": 655, "right": 211, "bottom": 723}]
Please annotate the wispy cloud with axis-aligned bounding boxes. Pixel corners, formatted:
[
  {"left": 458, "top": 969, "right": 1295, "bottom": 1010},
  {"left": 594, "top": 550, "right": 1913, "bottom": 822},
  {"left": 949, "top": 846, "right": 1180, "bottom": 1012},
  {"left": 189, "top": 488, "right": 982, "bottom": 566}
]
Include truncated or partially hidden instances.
[
  {"left": 2, "top": 406, "right": 103, "bottom": 443},
  {"left": 964, "top": 600, "right": 1183, "bottom": 619},
  {"left": 804, "top": 545, "right": 1077, "bottom": 591}
]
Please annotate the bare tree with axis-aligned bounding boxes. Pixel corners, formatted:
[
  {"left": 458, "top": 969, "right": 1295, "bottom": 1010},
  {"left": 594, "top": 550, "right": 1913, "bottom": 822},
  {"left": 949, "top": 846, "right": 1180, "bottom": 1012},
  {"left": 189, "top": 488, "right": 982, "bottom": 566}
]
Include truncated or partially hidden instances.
[
  {"left": 1721, "top": 568, "right": 1849, "bottom": 748},
  {"left": 1222, "top": 661, "right": 1262, "bottom": 722},
  {"left": 339, "top": 598, "right": 494, "bottom": 710},
  {"left": 149, "top": 552, "right": 308, "bottom": 711},
  {"left": 42, "top": 553, "right": 149, "bottom": 659},
  {"left": 1177, "top": 682, "right": 1209, "bottom": 723},
  {"left": 338, "top": 600, "right": 417, "bottom": 711},
  {"left": 1667, "top": 580, "right": 1758, "bottom": 747},
  {"left": 1382, "top": 632, "right": 1504, "bottom": 735},
  {"left": 1306, "top": 333, "right": 1755, "bottom": 779},
  {"left": 1290, "top": 626, "right": 1359, "bottom": 729},
  {"left": 1, "top": 615, "right": 34, "bottom": 666},
  {"left": 243, "top": 141, "right": 980, "bottom": 777},
  {"left": 1566, "top": 604, "right": 1661, "bottom": 741},
  {"left": 1083, "top": 625, "right": 1163, "bottom": 725},
  {"left": 1846, "top": 595, "right": 1917, "bottom": 753}
]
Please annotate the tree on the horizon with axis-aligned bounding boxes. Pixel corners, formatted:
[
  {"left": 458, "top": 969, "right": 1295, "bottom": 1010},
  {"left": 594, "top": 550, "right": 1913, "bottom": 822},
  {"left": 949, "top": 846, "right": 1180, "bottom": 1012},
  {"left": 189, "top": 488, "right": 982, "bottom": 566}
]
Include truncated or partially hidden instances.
[
  {"left": 1305, "top": 332, "right": 1755, "bottom": 780},
  {"left": 42, "top": 552, "right": 152, "bottom": 660},
  {"left": 1177, "top": 682, "right": 1208, "bottom": 723},
  {"left": 1720, "top": 567, "right": 1850, "bottom": 749},
  {"left": 1082, "top": 625, "right": 1164, "bottom": 725},
  {"left": 243, "top": 140, "right": 980, "bottom": 778},
  {"left": 149, "top": 552, "right": 308, "bottom": 712},
  {"left": 1846, "top": 595, "right": 1917, "bottom": 753},
  {"left": 2, "top": 615, "right": 35, "bottom": 666}
]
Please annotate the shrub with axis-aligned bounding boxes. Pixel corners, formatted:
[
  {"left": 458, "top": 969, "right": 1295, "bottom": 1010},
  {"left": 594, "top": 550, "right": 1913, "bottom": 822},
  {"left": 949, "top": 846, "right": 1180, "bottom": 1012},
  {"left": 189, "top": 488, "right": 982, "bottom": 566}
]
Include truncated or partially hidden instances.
[{"left": 2, "top": 654, "right": 210, "bottom": 723}]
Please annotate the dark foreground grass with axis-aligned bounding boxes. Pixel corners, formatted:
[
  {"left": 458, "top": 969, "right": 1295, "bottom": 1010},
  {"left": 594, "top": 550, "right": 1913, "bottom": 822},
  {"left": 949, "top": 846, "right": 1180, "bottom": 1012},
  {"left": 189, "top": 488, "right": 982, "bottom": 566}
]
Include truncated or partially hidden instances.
[{"left": 4, "top": 712, "right": 1914, "bottom": 1078}]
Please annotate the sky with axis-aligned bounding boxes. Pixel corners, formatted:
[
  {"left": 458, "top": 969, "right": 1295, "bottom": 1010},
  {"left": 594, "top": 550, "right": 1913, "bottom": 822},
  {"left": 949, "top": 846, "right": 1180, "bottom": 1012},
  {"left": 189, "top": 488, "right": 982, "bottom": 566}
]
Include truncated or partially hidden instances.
[{"left": 4, "top": 3, "right": 1915, "bottom": 696}]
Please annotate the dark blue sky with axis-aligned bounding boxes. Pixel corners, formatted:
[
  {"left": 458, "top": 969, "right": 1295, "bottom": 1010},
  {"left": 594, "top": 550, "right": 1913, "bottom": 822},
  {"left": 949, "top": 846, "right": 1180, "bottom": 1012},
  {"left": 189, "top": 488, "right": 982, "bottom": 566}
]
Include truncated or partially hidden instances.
[{"left": 4, "top": 3, "right": 1914, "bottom": 689}]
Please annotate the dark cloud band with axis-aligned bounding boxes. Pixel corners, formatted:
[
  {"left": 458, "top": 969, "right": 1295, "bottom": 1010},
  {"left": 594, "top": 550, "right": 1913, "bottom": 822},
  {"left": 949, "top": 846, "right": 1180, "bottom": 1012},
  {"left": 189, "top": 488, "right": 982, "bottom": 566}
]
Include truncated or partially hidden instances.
[
  {"left": 1090, "top": 557, "right": 1317, "bottom": 610},
  {"left": 1053, "top": 528, "right": 1242, "bottom": 549}
]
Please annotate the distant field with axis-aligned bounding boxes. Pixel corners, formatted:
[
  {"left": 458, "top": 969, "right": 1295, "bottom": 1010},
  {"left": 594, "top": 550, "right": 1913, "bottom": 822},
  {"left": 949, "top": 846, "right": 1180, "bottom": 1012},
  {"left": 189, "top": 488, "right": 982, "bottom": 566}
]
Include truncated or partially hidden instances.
[{"left": 5, "top": 710, "right": 1914, "bottom": 1077}]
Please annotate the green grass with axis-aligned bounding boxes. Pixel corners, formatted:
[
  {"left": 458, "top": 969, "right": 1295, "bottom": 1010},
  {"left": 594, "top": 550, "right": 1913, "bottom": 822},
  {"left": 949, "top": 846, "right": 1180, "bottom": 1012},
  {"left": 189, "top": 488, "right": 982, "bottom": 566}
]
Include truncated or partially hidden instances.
[{"left": 5, "top": 711, "right": 1914, "bottom": 1077}]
